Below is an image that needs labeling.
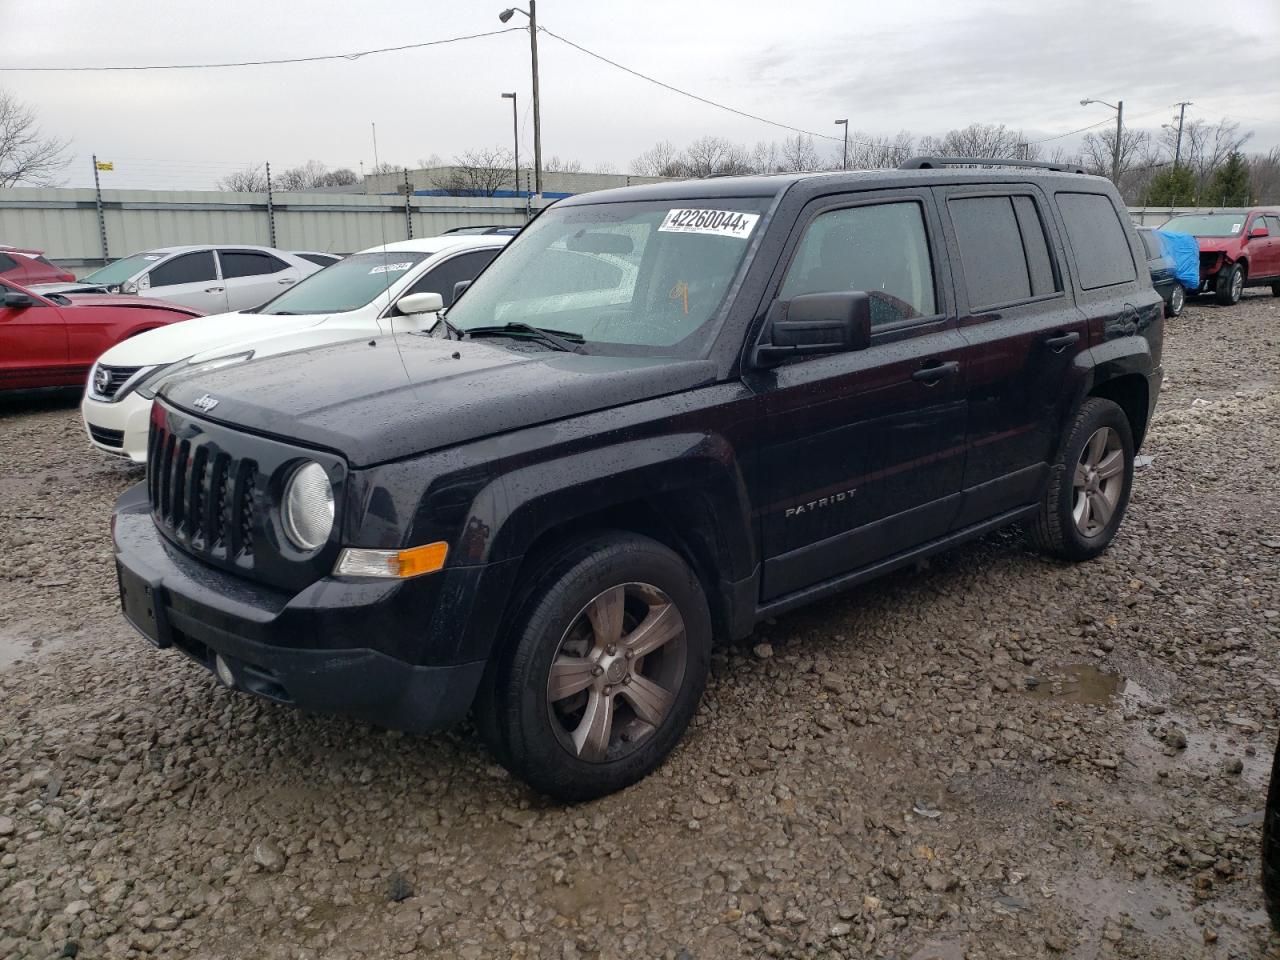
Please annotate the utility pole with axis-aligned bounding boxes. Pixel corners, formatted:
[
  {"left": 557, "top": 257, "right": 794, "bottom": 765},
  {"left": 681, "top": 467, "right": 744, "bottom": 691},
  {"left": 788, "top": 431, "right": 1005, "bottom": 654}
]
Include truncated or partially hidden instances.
[
  {"left": 403, "top": 167, "right": 413, "bottom": 240},
  {"left": 91, "top": 154, "right": 109, "bottom": 264},
  {"left": 835, "top": 119, "right": 848, "bottom": 170},
  {"left": 264, "top": 161, "right": 277, "bottom": 249},
  {"left": 1111, "top": 100, "right": 1123, "bottom": 184},
  {"left": 502, "top": 92, "right": 520, "bottom": 201},
  {"left": 1172, "top": 101, "right": 1192, "bottom": 168},
  {"left": 498, "top": 5, "right": 542, "bottom": 198}
]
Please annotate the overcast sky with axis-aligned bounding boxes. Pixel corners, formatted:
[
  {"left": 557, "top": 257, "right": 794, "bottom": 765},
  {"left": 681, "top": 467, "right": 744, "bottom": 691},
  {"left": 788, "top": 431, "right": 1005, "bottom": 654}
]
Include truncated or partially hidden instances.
[{"left": 5, "top": 0, "right": 1279, "bottom": 189}]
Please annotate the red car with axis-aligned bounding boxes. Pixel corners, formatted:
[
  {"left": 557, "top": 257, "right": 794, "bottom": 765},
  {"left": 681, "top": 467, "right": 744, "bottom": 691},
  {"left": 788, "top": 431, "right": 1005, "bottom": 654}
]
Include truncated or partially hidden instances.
[
  {"left": 1160, "top": 209, "right": 1280, "bottom": 305},
  {"left": 0, "top": 245, "right": 76, "bottom": 286},
  {"left": 0, "top": 279, "right": 201, "bottom": 392}
]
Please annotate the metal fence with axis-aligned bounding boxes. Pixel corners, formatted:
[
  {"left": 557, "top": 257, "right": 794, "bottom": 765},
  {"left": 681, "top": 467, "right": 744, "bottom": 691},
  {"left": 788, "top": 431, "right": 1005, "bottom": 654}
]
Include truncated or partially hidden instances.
[
  {"left": 1127, "top": 206, "right": 1253, "bottom": 227},
  {"left": 0, "top": 188, "right": 551, "bottom": 274}
]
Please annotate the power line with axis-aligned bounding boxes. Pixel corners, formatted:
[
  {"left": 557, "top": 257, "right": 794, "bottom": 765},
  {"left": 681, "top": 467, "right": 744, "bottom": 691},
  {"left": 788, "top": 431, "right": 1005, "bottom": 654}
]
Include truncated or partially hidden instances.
[
  {"left": 1027, "top": 117, "right": 1113, "bottom": 144},
  {"left": 538, "top": 27, "right": 845, "bottom": 144},
  {"left": 0, "top": 28, "right": 523, "bottom": 72}
]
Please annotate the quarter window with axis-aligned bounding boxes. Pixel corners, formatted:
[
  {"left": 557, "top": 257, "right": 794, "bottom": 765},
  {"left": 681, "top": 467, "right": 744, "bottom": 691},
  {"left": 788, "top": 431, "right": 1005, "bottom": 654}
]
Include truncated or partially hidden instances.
[
  {"left": 150, "top": 251, "right": 217, "bottom": 286},
  {"left": 1139, "top": 231, "right": 1163, "bottom": 260},
  {"left": 219, "top": 251, "right": 289, "bottom": 278},
  {"left": 1055, "top": 192, "right": 1137, "bottom": 289},
  {"left": 779, "top": 201, "right": 937, "bottom": 327}
]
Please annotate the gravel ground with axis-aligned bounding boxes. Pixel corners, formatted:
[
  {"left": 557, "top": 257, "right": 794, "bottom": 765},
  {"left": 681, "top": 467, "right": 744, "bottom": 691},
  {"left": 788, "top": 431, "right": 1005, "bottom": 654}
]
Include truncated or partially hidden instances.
[{"left": 2, "top": 292, "right": 1279, "bottom": 960}]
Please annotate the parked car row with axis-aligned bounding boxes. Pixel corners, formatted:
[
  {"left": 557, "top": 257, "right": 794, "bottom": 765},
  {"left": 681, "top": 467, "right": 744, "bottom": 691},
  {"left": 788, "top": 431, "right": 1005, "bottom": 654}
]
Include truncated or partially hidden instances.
[{"left": 1155, "top": 207, "right": 1280, "bottom": 307}]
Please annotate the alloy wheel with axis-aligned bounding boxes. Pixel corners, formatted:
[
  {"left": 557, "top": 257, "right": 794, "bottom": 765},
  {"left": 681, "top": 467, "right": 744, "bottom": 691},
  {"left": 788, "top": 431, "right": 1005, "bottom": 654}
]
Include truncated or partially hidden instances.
[
  {"left": 546, "top": 582, "right": 687, "bottom": 762},
  {"left": 1232, "top": 268, "right": 1244, "bottom": 302},
  {"left": 1170, "top": 285, "right": 1184, "bottom": 315},
  {"left": 1073, "top": 426, "right": 1124, "bottom": 537}
]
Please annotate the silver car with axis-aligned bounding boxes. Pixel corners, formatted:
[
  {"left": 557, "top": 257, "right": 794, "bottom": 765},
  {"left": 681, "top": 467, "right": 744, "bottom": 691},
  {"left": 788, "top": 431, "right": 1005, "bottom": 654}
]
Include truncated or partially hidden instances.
[{"left": 30, "top": 244, "right": 322, "bottom": 313}]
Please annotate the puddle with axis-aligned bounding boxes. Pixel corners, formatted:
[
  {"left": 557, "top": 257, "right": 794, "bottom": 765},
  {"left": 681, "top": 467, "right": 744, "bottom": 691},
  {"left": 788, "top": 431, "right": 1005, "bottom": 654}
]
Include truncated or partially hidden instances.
[
  {"left": 1021, "top": 662, "right": 1141, "bottom": 706},
  {"left": 0, "top": 620, "right": 73, "bottom": 670}
]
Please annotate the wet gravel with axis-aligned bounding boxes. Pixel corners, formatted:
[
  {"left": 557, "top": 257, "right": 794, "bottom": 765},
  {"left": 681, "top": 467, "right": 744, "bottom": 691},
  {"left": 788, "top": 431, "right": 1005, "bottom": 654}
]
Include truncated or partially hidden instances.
[{"left": 2, "top": 292, "right": 1280, "bottom": 959}]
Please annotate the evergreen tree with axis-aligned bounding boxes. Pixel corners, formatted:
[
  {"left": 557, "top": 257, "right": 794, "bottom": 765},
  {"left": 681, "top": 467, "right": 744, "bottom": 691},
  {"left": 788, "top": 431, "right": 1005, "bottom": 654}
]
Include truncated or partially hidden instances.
[
  {"left": 1206, "top": 152, "right": 1251, "bottom": 205},
  {"left": 1144, "top": 165, "right": 1197, "bottom": 206}
]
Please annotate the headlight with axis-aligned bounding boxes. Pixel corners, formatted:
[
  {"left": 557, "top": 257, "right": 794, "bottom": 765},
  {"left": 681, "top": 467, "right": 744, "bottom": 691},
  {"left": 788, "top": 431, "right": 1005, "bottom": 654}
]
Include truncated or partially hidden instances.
[
  {"left": 136, "top": 351, "right": 254, "bottom": 400},
  {"left": 282, "top": 461, "right": 334, "bottom": 551}
]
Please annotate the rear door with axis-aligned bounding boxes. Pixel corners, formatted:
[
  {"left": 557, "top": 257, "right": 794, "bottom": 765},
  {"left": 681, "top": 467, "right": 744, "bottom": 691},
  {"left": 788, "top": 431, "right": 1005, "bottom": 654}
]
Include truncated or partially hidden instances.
[
  {"left": 1249, "top": 214, "right": 1280, "bottom": 280},
  {"left": 217, "top": 250, "right": 300, "bottom": 310},
  {"left": 0, "top": 284, "right": 70, "bottom": 389},
  {"left": 937, "top": 186, "right": 1090, "bottom": 526},
  {"left": 145, "top": 250, "right": 225, "bottom": 312},
  {"left": 746, "top": 190, "right": 969, "bottom": 601}
]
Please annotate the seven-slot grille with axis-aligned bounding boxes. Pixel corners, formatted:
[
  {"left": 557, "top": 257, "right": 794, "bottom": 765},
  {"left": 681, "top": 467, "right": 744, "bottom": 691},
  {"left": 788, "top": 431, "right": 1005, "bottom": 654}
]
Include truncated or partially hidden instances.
[
  {"left": 148, "top": 418, "right": 258, "bottom": 564},
  {"left": 93, "top": 364, "right": 142, "bottom": 400}
]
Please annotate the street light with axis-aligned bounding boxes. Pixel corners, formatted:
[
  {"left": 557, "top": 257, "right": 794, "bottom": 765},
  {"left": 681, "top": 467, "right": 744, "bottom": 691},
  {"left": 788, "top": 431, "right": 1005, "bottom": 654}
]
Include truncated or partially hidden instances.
[
  {"left": 501, "top": 92, "right": 520, "bottom": 202},
  {"left": 499, "top": 3, "right": 542, "bottom": 199},
  {"left": 835, "top": 119, "right": 848, "bottom": 170},
  {"left": 1081, "top": 97, "right": 1124, "bottom": 183}
]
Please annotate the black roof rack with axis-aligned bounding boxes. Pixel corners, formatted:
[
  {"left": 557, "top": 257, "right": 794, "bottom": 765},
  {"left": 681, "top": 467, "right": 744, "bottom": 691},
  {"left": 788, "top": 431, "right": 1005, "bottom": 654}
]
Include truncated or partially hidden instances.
[{"left": 900, "top": 156, "right": 1087, "bottom": 175}]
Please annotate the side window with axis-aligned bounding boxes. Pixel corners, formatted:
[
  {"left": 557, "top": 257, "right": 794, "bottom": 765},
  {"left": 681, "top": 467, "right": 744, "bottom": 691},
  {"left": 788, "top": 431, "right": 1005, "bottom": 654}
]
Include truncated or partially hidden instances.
[
  {"left": 150, "top": 251, "right": 217, "bottom": 286},
  {"left": 779, "top": 200, "right": 937, "bottom": 327},
  {"left": 1012, "top": 196, "right": 1060, "bottom": 297},
  {"left": 219, "top": 251, "right": 288, "bottom": 278},
  {"left": 1138, "top": 231, "right": 1163, "bottom": 260},
  {"left": 1055, "top": 192, "right": 1138, "bottom": 289},
  {"left": 948, "top": 196, "right": 1031, "bottom": 309},
  {"left": 0, "top": 253, "right": 17, "bottom": 272},
  {"left": 1267, "top": 216, "right": 1280, "bottom": 235},
  {"left": 1249, "top": 215, "right": 1270, "bottom": 236},
  {"left": 406, "top": 250, "right": 500, "bottom": 307}
]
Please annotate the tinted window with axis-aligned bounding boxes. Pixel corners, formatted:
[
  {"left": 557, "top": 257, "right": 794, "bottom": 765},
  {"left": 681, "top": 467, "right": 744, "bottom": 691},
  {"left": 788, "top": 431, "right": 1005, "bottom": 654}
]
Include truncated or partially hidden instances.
[
  {"left": 1268, "top": 216, "right": 1280, "bottom": 234},
  {"left": 1056, "top": 192, "right": 1137, "bottom": 289},
  {"left": 1138, "top": 231, "right": 1164, "bottom": 260},
  {"left": 948, "top": 196, "right": 1031, "bottom": 309},
  {"left": 780, "top": 201, "right": 936, "bottom": 327},
  {"left": 150, "top": 251, "right": 217, "bottom": 286},
  {"left": 298, "top": 253, "right": 340, "bottom": 267},
  {"left": 0, "top": 253, "right": 16, "bottom": 273},
  {"left": 406, "top": 250, "right": 500, "bottom": 307},
  {"left": 1013, "top": 196, "right": 1059, "bottom": 296},
  {"left": 219, "top": 251, "right": 288, "bottom": 278}
]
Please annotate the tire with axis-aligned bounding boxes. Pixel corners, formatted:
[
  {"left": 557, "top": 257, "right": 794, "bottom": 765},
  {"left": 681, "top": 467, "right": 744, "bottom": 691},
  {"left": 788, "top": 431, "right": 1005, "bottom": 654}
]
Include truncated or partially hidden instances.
[
  {"left": 1029, "top": 397, "right": 1134, "bottom": 562},
  {"left": 1263, "top": 731, "right": 1280, "bottom": 932},
  {"left": 1165, "top": 284, "right": 1185, "bottom": 318},
  {"left": 1271, "top": 282, "right": 1279, "bottom": 297},
  {"left": 475, "top": 531, "right": 712, "bottom": 801},
  {"left": 1214, "top": 263, "right": 1245, "bottom": 305}
]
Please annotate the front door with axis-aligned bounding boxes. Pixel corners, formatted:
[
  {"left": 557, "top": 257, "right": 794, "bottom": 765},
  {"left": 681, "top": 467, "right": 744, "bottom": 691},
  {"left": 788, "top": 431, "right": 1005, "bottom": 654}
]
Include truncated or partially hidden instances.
[
  {"left": 746, "top": 192, "right": 968, "bottom": 602},
  {"left": 0, "top": 284, "right": 69, "bottom": 389},
  {"left": 936, "top": 186, "right": 1091, "bottom": 526},
  {"left": 143, "top": 250, "right": 226, "bottom": 313}
]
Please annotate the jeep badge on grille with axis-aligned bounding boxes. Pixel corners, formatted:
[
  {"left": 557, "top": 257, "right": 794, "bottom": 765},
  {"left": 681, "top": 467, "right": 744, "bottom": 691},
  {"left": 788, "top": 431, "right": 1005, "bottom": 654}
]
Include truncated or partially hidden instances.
[{"left": 193, "top": 394, "right": 219, "bottom": 412}]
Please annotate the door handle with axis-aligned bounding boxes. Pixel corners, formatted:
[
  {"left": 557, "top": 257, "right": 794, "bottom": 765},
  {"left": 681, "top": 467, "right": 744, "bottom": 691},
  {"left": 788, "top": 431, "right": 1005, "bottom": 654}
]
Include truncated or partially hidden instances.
[
  {"left": 1044, "top": 331, "right": 1080, "bottom": 352},
  {"left": 277, "top": 278, "right": 295, "bottom": 285},
  {"left": 911, "top": 360, "right": 960, "bottom": 384},
  {"left": 204, "top": 287, "right": 224, "bottom": 293}
]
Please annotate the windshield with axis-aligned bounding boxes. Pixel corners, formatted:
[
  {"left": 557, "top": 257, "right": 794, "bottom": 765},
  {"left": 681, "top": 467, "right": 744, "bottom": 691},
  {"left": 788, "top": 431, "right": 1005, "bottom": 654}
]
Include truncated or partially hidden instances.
[
  {"left": 257, "top": 250, "right": 431, "bottom": 315},
  {"left": 1160, "top": 214, "right": 1246, "bottom": 238},
  {"left": 81, "top": 251, "right": 167, "bottom": 286},
  {"left": 446, "top": 198, "right": 771, "bottom": 357}
]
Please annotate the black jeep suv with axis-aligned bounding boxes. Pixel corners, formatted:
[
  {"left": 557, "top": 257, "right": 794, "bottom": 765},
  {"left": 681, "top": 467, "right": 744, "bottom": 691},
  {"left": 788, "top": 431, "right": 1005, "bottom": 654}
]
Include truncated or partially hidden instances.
[{"left": 112, "top": 159, "right": 1163, "bottom": 800}]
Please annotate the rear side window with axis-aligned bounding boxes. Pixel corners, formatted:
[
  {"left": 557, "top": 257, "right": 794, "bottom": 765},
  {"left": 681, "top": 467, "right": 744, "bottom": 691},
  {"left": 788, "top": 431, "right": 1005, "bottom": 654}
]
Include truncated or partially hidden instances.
[
  {"left": 220, "top": 251, "right": 289, "bottom": 278},
  {"left": 1013, "top": 197, "right": 1059, "bottom": 296},
  {"left": 150, "top": 251, "right": 217, "bottom": 286},
  {"left": 1268, "top": 216, "right": 1280, "bottom": 234},
  {"left": 1055, "top": 192, "right": 1137, "bottom": 289},
  {"left": 298, "top": 253, "right": 340, "bottom": 267},
  {"left": 406, "top": 250, "right": 500, "bottom": 307},
  {"left": 948, "top": 196, "right": 1030, "bottom": 309},
  {"left": 0, "top": 253, "right": 16, "bottom": 272},
  {"left": 1139, "top": 231, "right": 1163, "bottom": 260},
  {"left": 780, "top": 200, "right": 937, "bottom": 327}
]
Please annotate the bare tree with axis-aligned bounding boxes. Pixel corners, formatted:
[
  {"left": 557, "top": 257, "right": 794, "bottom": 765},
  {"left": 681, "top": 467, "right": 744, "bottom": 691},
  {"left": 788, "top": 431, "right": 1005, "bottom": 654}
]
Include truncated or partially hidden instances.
[
  {"left": 217, "top": 164, "right": 268, "bottom": 192},
  {"left": 274, "top": 160, "right": 331, "bottom": 191},
  {"left": 417, "top": 153, "right": 445, "bottom": 169},
  {"left": 928, "top": 123, "right": 1026, "bottom": 160},
  {"left": 1246, "top": 148, "right": 1280, "bottom": 204},
  {"left": 630, "top": 140, "right": 682, "bottom": 177},
  {"left": 0, "top": 90, "right": 70, "bottom": 187},
  {"left": 848, "top": 131, "right": 915, "bottom": 169},
  {"left": 316, "top": 167, "right": 359, "bottom": 187},
  {"left": 543, "top": 155, "right": 582, "bottom": 174},
  {"left": 1171, "top": 118, "right": 1253, "bottom": 194},
  {"left": 431, "top": 147, "right": 512, "bottom": 196},
  {"left": 778, "top": 134, "right": 821, "bottom": 172},
  {"left": 678, "top": 137, "right": 753, "bottom": 178},
  {"left": 1078, "top": 127, "right": 1151, "bottom": 186}
]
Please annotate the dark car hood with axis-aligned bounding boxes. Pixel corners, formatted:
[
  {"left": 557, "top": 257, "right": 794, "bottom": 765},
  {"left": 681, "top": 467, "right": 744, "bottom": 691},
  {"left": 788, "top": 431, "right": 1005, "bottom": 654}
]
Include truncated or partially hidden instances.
[{"left": 162, "top": 334, "right": 718, "bottom": 466}]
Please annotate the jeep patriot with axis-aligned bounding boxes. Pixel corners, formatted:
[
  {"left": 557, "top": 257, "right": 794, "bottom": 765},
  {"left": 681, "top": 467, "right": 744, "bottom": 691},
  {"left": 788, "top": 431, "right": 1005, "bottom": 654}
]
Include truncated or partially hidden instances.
[{"left": 112, "top": 158, "right": 1163, "bottom": 800}]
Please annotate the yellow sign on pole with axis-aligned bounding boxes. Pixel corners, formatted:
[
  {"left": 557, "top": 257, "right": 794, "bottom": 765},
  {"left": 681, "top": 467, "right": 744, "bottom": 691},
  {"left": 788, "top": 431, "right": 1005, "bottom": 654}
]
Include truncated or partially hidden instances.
[{"left": 95, "top": 161, "right": 114, "bottom": 171}]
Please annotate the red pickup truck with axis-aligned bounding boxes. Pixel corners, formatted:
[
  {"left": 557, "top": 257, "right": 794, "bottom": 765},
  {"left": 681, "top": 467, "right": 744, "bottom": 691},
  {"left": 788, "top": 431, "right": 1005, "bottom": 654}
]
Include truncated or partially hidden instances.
[{"left": 1160, "top": 209, "right": 1280, "bottom": 305}]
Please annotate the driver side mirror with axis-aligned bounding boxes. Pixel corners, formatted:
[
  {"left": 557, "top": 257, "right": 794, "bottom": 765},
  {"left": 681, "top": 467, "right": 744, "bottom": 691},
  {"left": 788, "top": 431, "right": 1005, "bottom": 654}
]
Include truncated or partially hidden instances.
[
  {"left": 753, "top": 291, "right": 871, "bottom": 367},
  {"left": 452, "top": 280, "right": 472, "bottom": 303},
  {"left": 3, "top": 291, "right": 35, "bottom": 309},
  {"left": 1250, "top": 225, "right": 1269, "bottom": 239},
  {"left": 396, "top": 291, "right": 444, "bottom": 316}
]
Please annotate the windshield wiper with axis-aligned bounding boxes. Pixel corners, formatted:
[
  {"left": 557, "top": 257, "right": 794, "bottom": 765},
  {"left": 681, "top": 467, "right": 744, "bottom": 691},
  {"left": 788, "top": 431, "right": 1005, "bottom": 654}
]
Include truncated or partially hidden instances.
[
  {"left": 435, "top": 311, "right": 463, "bottom": 340},
  {"left": 465, "top": 322, "right": 585, "bottom": 353}
]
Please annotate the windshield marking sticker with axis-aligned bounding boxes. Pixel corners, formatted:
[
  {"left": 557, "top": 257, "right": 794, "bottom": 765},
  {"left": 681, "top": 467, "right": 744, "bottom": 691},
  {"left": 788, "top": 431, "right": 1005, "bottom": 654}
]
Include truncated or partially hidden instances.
[
  {"left": 1231, "top": 223, "right": 1241, "bottom": 232},
  {"left": 143, "top": 255, "right": 162, "bottom": 260},
  {"left": 369, "top": 261, "right": 413, "bottom": 274},
  {"left": 659, "top": 209, "right": 759, "bottom": 239}
]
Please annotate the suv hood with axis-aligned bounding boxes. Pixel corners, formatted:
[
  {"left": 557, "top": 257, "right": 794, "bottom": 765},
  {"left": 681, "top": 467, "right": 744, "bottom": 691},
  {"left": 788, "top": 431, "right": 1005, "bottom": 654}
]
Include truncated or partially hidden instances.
[
  {"left": 163, "top": 334, "right": 717, "bottom": 466},
  {"left": 96, "top": 310, "right": 334, "bottom": 366},
  {"left": 1195, "top": 237, "right": 1238, "bottom": 253}
]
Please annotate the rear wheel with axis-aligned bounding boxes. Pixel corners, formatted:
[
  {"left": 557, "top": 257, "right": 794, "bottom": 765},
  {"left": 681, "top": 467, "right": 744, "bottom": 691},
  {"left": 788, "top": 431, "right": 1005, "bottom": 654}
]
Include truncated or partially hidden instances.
[
  {"left": 1165, "top": 284, "right": 1185, "bottom": 317},
  {"left": 1215, "top": 263, "right": 1245, "bottom": 305},
  {"left": 1030, "top": 397, "right": 1134, "bottom": 561},
  {"left": 476, "top": 532, "right": 711, "bottom": 801},
  {"left": 1271, "top": 281, "right": 1279, "bottom": 297}
]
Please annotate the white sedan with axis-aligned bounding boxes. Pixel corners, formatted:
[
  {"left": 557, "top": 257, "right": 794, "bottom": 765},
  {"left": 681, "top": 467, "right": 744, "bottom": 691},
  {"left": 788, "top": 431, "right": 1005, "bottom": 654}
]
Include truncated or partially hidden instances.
[
  {"left": 82, "top": 234, "right": 507, "bottom": 461},
  {"left": 30, "top": 245, "right": 324, "bottom": 314}
]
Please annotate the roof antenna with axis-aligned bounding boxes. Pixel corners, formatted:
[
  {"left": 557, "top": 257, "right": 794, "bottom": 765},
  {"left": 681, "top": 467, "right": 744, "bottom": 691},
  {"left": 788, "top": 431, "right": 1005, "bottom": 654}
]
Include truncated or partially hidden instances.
[{"left": 371, "top": 121, "right": 412, "bottom": 381}]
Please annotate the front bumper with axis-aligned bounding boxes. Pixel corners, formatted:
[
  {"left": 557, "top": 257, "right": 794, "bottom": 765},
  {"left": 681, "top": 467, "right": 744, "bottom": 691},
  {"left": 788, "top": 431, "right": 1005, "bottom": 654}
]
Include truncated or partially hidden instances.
[
  {"left": 112, "top": 484, "right": 485, "bottom": 731},
  {"left": 82, "top": 391, "right": 152, "bottom": 462}
]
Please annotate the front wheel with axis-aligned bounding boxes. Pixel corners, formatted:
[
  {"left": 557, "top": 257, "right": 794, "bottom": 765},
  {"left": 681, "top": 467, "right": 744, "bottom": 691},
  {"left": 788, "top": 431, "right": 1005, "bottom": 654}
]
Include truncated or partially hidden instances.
[
  {"left": 1165, "top": 284, "right": 1185, "bottom": 317},
  {"left": 476, "top": 532, "right": 712, "bottom": 801},
  {"left": 1271, "top": 281, "right": 1279, "bottom": 298},
  {"left": 1215, "top": 263, "right": 1245, "bottom": 305},
  {"left": 1030, "top": 398, "right": 1134, "bottom": 561}
]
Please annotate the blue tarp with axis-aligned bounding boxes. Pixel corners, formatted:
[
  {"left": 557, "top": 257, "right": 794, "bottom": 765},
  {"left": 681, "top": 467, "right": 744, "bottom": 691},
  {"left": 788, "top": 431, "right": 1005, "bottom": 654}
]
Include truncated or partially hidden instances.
[{"left": 1153, "top": 229, "right": 1200, "bottom": 291}]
